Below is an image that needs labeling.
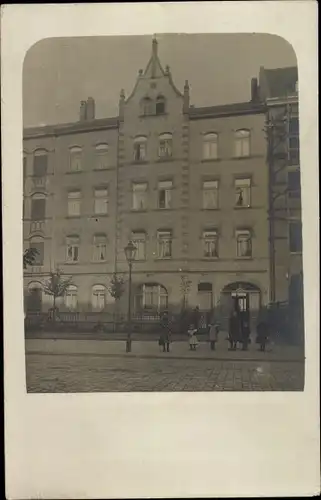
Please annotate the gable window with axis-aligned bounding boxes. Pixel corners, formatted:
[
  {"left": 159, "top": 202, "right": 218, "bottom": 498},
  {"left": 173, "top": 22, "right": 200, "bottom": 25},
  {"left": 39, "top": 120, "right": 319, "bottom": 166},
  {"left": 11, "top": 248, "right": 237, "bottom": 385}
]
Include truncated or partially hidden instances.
[
  {"left": 202, "top": 180, "right": 218, "bottom": 209},
  {"left": 156, "top": 95, "right": 166, "bottom": 115},
  {"left": 289, "top": 221, "right": 302, "bottom": 253},
  {"left": 235, "top": 178, "right": 251, "bottom": 208},
  {"left": 66, "top": 235, "right": 80, "bottom": 263},
  {"left": 141, "top": 97, "right": 153, "bottom": 116},
  {"left": 94, "top": 188, "right": 108, "bottom": 214},
  {"left": 158, "top": 180, "right": 172, "bottom": 209},
  {"left": 69, "top": 146, "right": 82, "bottom": 172},
  {"left": 29, "top": 237, "right": 44, "bottom": 266},
  {"left": 133, "top": 136, "right": 147, "bottom": 162},
  {"left": 131, "top": 231, "right": 146, "bottom": 261},
  {"left": 203, "top": 230, "right": 218, "bottom": 258},
  {"left": 158, "top": 133, "right": 173, "bottom": 159},
  {"left": 236, "top": 230, "right": 252, "bottom": 258},
  {"left": 65, "top": 285, "right": 78, "bottom": 310},
  {"left": 92, "top": 285, "right": 107, "bottom": 310},
  {"left": 132, "top": 182, "right": 147, "bottom": 210},
  {"left": 157, "top": 230, "right": 172, "bottom": 259},
  {"left": 31, "top": 194, "right": 46, "bottom": 221},
  {"left": 95, "top": 144, "right": 109, "bottom": 170},
  {"left": 203, "top": 133, "right": 218, "bottom": 160},
  {"left": 67, "top": 191, "right": 81, "bottom": 217},
  {"left": 93, "top": 234, "right": 107, "bottom": 262},
  {"left": 234, "top": 129, "right": 250, "bottom": 158},
  {"left": 288, "top": 170, "right": 301, "bottom": 198},
  {"left": 33, "top": 150, "right": 48, "bottom": 177}
]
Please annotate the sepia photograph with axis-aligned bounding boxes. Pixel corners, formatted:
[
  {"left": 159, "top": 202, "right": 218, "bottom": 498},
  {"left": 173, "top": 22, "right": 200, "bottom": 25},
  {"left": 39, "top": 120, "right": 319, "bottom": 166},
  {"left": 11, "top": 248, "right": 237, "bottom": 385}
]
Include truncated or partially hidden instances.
[{"left": 23, "top": 33, "right": 305, "bottom": 392}]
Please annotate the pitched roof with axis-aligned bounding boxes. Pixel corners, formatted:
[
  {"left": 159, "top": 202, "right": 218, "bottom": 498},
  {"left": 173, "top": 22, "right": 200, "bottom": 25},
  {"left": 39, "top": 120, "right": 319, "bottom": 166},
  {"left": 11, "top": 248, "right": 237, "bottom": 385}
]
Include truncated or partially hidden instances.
[
  {"left": 24, "top": 116, "right": 119, "bottom": 138},
  {"left": 264, "top": 66, "right": 298, "bottom": 98},
  {"left": 189, "top": 101, "right": 265, "bottom": 119}
]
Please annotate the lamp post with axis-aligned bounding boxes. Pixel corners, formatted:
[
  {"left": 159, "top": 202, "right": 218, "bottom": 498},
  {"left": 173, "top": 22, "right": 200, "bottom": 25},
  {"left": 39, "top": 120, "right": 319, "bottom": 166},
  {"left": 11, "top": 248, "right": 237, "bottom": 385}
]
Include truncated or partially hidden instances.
[{"left": 124, "top": 240, "right": 137, "bottom": 353}]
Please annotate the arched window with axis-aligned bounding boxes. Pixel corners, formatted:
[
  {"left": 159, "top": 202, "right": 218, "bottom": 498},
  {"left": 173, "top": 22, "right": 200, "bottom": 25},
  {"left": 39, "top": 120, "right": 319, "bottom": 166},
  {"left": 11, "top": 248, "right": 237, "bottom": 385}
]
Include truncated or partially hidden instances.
[
  {"left": 26, "top": 281, "right": 43, "bottom": 312},
  {"left": 234, "top": 129, "right": 250, "bottom": 158},
  {"left": 135, "top": 283, "right": 168, "bottom": 313},
  {"left": 156, "top": 95, "right": 166, "bottom": 115},
  {"left": 33, "top": 149, "right": 48, "bottom": 177},
  {"left": 64, "top": 284, "right": 78, "bottom": 310},
  {"left": 133, "top": 136, "right": 147, "bottom": 162},
  {"left": 93, "top": 234, "right": 107, "bottom": 262},
  {"left": 92, "top": 285, "right": 107, "bottom": 310},
  {"left": 203, "top": 133, "right": 218, "bottom": 160},
  {"left": 69, "top": 146, "right": 82, "bottom": 172},
  {"left": 140, "top": 97, "right": 153, "bottom": 116},
  {"left": 31, "top": 193, "right": 46, "bottom": 221},
  {"left": 95, "top": 143, "right": 109, "bottom": 170},
  {"left": 29, "top": 236, "right": 44, "bottom": 266},
  {"left": 158, "top": 133, "right": 173, "bottom": 159}
]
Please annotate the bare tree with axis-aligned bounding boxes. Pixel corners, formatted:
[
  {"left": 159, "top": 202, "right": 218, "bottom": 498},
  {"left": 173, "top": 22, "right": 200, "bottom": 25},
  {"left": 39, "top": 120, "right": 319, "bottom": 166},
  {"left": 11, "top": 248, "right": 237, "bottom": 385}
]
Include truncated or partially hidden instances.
[{"left": 43, "top": 269, "right": 73, "bottom": 322}]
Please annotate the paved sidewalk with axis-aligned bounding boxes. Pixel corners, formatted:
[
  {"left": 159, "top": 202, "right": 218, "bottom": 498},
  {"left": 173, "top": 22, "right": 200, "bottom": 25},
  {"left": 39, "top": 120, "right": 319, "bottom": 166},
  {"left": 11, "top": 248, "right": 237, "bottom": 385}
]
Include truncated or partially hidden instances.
[{"left": 25, "top": 338, "right": 305, "bottom": 362}]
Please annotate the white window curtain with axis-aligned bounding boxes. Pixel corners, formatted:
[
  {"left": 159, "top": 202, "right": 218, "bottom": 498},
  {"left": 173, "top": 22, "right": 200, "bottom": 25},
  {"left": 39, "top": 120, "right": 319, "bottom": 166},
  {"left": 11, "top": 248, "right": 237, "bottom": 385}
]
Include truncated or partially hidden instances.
[
  {"left": 132, "top": 183, "right": 147, "bottom": 210},
  {"left": 234, "top": 130, "right": 250, "bottom": 157},
  {"left": 157, "top": 231, "right": 172, "bottom": 258},
  {"left": 94, "top": 188, "right": 108, "bottom": 214},
  {"left": 203, "top": 133, "right": 218, "bottom": 160},
  {"left": 68, "top": 191, "right": 81, "bottom": 216},
  {"left": 95, "top": 144, "right": 109, "bottom": 170},
  {"left": 131, "top": 232, "right": 146, "bottom": 260},
  {"left": 69, "top": 146, "right": 82, "bottom": 172},
  {"left": 65, "top": 285, "right": 78, "bottom": 310},
  {"left": 92, "top": 285, "right": 106, "bottom": 310},
  {"left": 202, "top": 180, "right": 218, "bottom": 209}
]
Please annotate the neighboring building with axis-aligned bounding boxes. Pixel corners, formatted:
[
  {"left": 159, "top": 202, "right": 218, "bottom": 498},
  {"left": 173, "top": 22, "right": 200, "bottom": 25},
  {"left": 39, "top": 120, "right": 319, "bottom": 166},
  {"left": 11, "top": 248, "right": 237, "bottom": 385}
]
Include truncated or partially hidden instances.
[
  {"left": 23, "top": 38, "right": 270, "bottom": 327},
  {"left": 258, "top": 66, "right": 302, "bottom": 309}
]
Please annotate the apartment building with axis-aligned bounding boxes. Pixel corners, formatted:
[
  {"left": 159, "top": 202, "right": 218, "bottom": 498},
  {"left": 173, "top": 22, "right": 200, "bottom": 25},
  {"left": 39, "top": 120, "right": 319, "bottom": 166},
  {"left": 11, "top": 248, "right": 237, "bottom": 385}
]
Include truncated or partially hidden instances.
[
  {"left": 258, "top": 65, "right": 302, "bottom": 307},
  {"left": 23, "top": 38, "right": 270, "bottom": 324}
]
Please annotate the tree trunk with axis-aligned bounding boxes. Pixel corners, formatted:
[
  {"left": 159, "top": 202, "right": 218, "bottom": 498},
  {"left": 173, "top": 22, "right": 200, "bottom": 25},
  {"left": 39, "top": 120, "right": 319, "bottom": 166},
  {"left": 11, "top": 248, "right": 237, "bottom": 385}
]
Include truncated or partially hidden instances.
[{"left": 53, "top": 295, "right": 56, "bottom": 323}]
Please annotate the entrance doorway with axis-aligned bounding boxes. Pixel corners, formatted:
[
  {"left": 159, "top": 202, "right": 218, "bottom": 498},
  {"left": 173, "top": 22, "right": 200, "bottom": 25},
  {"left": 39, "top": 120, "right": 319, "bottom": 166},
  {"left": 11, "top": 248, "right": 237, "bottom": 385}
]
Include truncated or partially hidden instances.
[{"left": 220, "top": 282, "right": 261, "bottom": 328}]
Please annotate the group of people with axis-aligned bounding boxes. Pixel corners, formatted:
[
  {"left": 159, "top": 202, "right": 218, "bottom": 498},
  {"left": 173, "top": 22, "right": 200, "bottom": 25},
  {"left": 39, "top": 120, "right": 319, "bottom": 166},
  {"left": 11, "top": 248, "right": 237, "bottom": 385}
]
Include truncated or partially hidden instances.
[{"left": 158, "top": 309, "right": 270, "bottom": 353}]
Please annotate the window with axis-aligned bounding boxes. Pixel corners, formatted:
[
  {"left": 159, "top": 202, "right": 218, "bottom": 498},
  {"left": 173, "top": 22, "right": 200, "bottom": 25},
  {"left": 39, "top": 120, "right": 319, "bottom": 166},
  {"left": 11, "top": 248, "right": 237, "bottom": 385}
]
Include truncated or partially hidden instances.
[
  {"left": 202, "top": 180, "right": 218, "bottom": 209},
  {"left": 156, "top": 95, "right": 166, "bottom": 115},
  {"left": 94, "top": 188, "right": 108, "bottom": 215},
  {"left": 158, "top": 180, "right": 172, "bottom": 209},
  {"left": 131, "top": 232, "right": 146, "bottom": 260},
  {"left": 289, "top": 221, "right": 302, "bottom": 253},
  {"left": 92, "top": 285, "right": 107, "bottom": 310},
  {"left": 288, "top": 170, "right": 301, "bottom": 198},
  {"left": 69, "top": 146, "right": 82, "bottom": 172},
  {"left": 197, "top": 283, "right": 213, "bottom": 311},
  {"left": 29, "top": 238, "right": 44, "bottom": 266},
  {"left": 67, "top": 191, "right": 81, "bottom": 217},
  {"left": 66, "top": 235, "right": 80, "bottom": 263},
  {"left": 65, "top": 285, "right": 78, "bottom": 310},
  {"left": 93, "top": 234, "right": 107, "bottom": 262},
  {"left": 95, "top": 144, "right": 109, "bottom": 170},
  {"left": 132, "top": 183, "right": 147, "bottom": 210},
  {"left": 33, "top": 150, "right": 48, "bottom": 177},
  {"left": 135, "top": 284, "right": 168, "bottom": 312},
  {"left": 133, "top": 136, "right": 147, "bottom": 162},
  {"left": 235, "top": 178, "right": 251, "bottom": 208},
  {"left": 157, "top": 230, "right": 172, "bottom": 258},
  {"left": 158, "top": 133, "right": 173, "bottom": 159},
  {"left": 31, "top": 194, "right": 46, "bottom": 220},
  {"left": 141, "top": 97, "right": 153, "bottom": 116},
  {"left": 236, "top": 230, "right": 252, "bottom": 257},
  {"left": 289, "top": 117, "right": 299, "bottom": 135},
  {"left": 288, "top": 117, "right": 299, "bottom": 166},
  {"left": 234, "top": 129, "right": 250, "bottom": 157},
  {"left": 203, "top": 133, "right": 218, "bottom": 160},
  {"left": 203, "top": 231, "right": 218, "bottom": 258}
]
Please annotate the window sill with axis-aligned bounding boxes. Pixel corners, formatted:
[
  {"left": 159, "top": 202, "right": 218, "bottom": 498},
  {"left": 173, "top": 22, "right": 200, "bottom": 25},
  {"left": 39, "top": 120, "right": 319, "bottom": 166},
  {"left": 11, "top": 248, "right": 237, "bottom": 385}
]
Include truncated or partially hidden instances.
[
  {"left": 154, "top": 257, "right": 172, "bottom": 261},
  {"left": 65, "top": 261, "right": 80, "bottom": 265},
  {"left": 201, "top": 207, "right": 220, "bottom": 211},
  {"left": 130, "top": 209, "right": 147, "bottom": 213},
  {"left": 202, "top": 257, "right": 219, "bottom": 261},
  {"left": 201, "top": 158, "right": 221, "bottom": 163},
  {"left": 131, "top": 160, "right": 148, "bottom": 165},
  {"left": 235, "top": 256, "right": 253, "bottom": 260},
  {"left": 93, "top": 213, "right": 109, "bottom": 218},
  {"left": 93, "top": 167, "right": 114, "bottom": 172},
  {"left": 156, "top": 157, "right": 174, "bottom": 163},
  {"left": 234, "top": 205, "right": 251, "bottom": 209},
  {"left": 157, "top": 207, "right": 173, "bottom": 211},
  {"left": 66, "top": 215, "right": 81, "bottom": 219},
  {"left": 139, "top": 112, "right": 168, "bottom": 118},
  {"left": 65, "top": 170, "right": 83, "bottom": 175},
  {"left": 91, "top": 260, "right": 108, "bottom": 264},
  {"left": 289, "top": 251, "right": 302, "bottom": 255}
]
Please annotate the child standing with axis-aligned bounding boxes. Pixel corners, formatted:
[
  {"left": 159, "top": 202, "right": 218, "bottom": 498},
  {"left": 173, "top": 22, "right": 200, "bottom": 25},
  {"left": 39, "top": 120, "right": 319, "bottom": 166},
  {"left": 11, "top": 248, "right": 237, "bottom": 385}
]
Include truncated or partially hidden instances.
[{"left": 188, "top": 324, "right": 198, "bottom": 351}]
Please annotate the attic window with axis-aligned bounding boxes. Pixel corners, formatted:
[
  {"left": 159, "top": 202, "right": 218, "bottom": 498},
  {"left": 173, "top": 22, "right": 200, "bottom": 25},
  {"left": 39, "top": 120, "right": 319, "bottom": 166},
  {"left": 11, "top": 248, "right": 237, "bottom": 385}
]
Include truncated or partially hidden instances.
[
  {"left": 141, "top": 97, "right": 153, "bottom": 116},
  {"left": 156, "top": 95, "right": 166, "bottom": 115}
]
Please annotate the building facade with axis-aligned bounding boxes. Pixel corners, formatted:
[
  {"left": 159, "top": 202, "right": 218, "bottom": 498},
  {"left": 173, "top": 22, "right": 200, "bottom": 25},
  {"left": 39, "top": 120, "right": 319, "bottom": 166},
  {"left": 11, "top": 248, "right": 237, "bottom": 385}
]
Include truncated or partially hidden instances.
[{"left": 24, "top": 39, "right": 274, "bottom": 326}]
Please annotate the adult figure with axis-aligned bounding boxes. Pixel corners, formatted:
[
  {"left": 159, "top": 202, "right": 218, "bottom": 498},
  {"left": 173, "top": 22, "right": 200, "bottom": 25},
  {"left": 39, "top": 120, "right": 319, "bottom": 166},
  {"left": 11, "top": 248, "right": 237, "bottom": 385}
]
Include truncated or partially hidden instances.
[
  {"left": 256, "top": 320, "right": 269, "bottom": 352},
  {"left": 208, "top": 322, "right": 219, "bottom": 351},
  {"left": 192, "top": 306, "right": 200, "bottom": 331},
  {"left": 228, "top": 311, "right": 240, "bottom": 350},
  {"left": 241, "top": 317, "right": 251, "bottom": 351},
  {"left": 160, "top": 311, "right": 171, "bottom": 353}
]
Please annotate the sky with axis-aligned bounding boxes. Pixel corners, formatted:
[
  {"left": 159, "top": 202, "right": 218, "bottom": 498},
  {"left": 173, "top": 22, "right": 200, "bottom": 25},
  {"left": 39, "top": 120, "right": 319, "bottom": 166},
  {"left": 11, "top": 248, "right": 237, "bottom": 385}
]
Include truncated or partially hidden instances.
[{"left": 23, "top": 33, "right": 297, "bottom": 128}]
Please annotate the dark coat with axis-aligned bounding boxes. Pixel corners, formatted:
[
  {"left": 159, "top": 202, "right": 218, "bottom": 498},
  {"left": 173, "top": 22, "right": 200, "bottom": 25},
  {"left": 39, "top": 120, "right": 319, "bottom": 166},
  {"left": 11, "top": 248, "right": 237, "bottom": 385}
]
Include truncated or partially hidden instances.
[
  {"left": 256, "top": 321, "right": 269, "bottom": 342},
  {"left": 229, "top": 315, "right": 241, "bottom": 341}
]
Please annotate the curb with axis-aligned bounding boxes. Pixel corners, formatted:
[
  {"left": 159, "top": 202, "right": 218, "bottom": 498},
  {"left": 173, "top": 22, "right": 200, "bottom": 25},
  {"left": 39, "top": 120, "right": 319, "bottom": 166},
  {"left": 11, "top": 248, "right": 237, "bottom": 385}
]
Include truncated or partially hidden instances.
[{"left": 26, "top": 350, "right": 305, "bottom": 363}]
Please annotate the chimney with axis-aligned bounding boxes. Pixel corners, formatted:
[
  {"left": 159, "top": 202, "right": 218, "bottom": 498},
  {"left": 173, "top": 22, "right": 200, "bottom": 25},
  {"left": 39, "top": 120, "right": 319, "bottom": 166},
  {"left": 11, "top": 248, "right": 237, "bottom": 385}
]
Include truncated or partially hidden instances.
[
  {"left": 183, "top": 80, "right": 190, "bottom": 114},
  {"left": 79, "top": 100, "right": 87, "bottom": 121},
  {"left": 86, "top": 97, "right": 95, "bottom": 120},
  {"left": 119, "top": 89, "right": 125, "bottom": 121},
  {"left": 251, "top": 77, "right": 259, "bottom": 102}
]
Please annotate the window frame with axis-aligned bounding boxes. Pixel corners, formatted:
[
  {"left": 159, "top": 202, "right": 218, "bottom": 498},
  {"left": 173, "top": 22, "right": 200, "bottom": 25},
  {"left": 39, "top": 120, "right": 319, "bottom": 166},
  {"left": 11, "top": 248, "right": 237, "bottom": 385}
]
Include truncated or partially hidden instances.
[
  {"left": 33, "top": 149, "right": 48, "bottom": 177},
  {"left": 67, "top": 190, "right": 81, "bottom": 217},
  {"left": 236, "top": 229, "right": 252, "bottom": 258},
  {"left": 202, "top": 133, "right": 218, "bottom": 160},
  {"left": 202, "top": 230, "right": 219, "bottom": 259},
  {"left": 132, "top": 182, "right": 148, "bottom": 210},
  {"left": 234, "top": 178, "right": 251, "bottom": 208},
  {"left": 64, "top": 284, "right": 78, "bottom": 310},
  {"left": 157, "top": 180, "right": 173, "bottom": 209},
  {"left": 133, "top": 136, "right": 147, "bottom": 162},
  {"left": 289, "top": 221, "right": 302, "bottom": 254},
  {"left": 156, "top": 95, "right": 166, "bottom": 115},
  {"left": 95, "top": 143, "right": 109, "bottom": 170},
  {"left": 158, "top": 133, "right": 173, "bottom": 159},
  {"left": 202, "top": 180, "right": 219, "bottom": 209},
  {"left": 91, "top": 284, "right": 107, "bottom": 310},
  {"left": 94, "top": 187, "right": 109, "bottom": 215},
  {"left": 234, "top": 129, "right": 251, "bottom": 158},
  {"left": 66, "top": 235, "right": 80, "bottom": 263},
  {"left": 157, "top": 230, "right": 172, "bottom": 259},
  {"left": 92, "top": 234, "right": 107, "bottom": 262},
  {"left": 131, "top": 232, "right": 147, "bottom": 261},
  {"left": 69, "top": 146, "right": 83, "bottom": 172}
]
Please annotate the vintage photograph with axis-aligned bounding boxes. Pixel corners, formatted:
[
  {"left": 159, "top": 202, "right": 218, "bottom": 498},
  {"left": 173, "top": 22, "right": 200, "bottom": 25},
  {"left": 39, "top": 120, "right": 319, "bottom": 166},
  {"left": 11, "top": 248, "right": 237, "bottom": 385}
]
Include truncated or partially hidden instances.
[{"left": 23, "top": 33, "right": 304, "bottom": 392}]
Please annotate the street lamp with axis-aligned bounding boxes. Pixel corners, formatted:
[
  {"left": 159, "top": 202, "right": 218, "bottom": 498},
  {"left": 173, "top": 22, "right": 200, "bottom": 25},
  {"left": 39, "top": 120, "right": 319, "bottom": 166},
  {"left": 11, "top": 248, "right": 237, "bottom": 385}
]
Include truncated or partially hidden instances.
[{"left": 124, "top": 240, "right": 137, "bottom": 352}]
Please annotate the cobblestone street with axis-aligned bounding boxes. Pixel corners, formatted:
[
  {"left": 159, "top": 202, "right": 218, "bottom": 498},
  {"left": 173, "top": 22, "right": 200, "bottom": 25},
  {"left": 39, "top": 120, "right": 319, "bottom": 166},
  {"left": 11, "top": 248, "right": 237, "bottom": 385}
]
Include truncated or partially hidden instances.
[{"left": 26, "top": 350, "right": 304, "bottom": 392}]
